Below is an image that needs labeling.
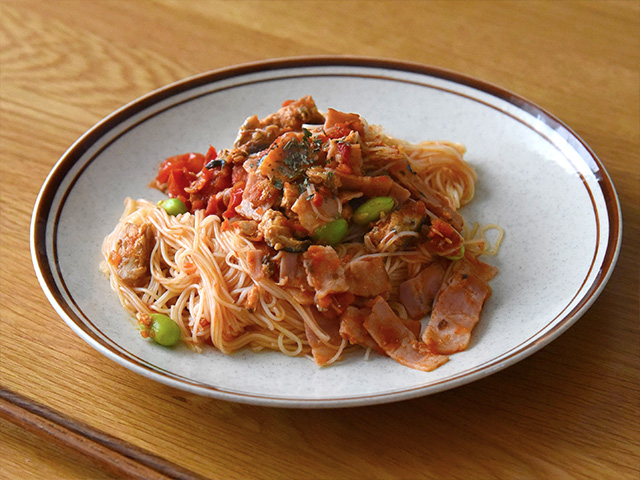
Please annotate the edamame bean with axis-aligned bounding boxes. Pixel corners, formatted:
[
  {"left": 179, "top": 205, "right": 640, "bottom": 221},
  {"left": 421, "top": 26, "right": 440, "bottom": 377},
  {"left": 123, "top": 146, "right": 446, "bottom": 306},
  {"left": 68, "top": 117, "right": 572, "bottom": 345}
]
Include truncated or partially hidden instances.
[
  {"left": 353, "top": 196, "right": 395, "bottom": 225},
  {"left": 148, "top": 313, "right": 182, "bottom": 347},
  {"left": 158, "top": 198, "right": 188, "bottom": 216},
  {"left": 312, "top": 218, "right": 348, "bottom": 245}
]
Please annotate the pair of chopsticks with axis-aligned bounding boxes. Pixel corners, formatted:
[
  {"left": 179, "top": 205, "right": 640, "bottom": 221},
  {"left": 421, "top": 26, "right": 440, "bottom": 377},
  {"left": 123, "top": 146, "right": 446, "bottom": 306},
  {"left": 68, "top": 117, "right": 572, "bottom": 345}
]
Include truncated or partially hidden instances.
[{"left": 0, "top": 387, "right": 208, "bottom": 480}]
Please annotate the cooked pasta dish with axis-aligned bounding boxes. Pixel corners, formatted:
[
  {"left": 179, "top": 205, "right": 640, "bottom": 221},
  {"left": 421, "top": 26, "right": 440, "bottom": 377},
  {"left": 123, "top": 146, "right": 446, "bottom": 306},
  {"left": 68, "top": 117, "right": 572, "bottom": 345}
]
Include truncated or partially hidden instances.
[{"left": 102, "top": 96, "right": 502, "bottom": 371}]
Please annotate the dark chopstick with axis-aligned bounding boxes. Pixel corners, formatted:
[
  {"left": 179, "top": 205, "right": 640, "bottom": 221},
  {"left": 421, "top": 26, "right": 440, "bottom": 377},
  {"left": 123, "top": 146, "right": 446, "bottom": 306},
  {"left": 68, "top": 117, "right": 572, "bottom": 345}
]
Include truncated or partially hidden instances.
[{"left": 0, "top": 387, "right": 209, "bottom": 480}]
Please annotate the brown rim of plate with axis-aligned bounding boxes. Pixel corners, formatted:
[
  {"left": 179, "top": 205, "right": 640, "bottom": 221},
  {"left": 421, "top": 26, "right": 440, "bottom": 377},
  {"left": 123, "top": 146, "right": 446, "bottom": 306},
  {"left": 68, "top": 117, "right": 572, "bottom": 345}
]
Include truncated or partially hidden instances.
[{"left": 30, "top": 56, "right": 622, "bottom": 406}]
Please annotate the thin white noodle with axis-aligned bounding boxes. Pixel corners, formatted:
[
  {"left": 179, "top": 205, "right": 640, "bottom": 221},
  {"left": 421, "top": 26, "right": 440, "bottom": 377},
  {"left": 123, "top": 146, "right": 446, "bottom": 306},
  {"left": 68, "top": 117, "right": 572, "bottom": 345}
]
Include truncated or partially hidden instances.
[
  {"left": 363, "top": 124, "right": 476, "bottom": 210},
  {"left": 323, "top": 338, "right": 348, "bottom": 366}
]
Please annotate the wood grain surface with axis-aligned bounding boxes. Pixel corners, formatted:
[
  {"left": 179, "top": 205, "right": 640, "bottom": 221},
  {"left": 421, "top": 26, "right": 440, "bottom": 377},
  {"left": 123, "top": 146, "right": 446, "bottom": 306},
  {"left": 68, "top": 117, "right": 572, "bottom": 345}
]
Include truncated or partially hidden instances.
[{"left": 1, "top": 1, "right": 638, "bottom": 479}]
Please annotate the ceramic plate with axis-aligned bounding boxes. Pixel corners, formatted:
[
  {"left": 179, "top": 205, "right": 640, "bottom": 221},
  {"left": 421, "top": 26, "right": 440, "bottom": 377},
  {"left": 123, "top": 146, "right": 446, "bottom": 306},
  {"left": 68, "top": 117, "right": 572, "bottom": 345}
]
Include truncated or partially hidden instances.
[{"left": 31, "top": 58, "right": 622, "bottom": 408}]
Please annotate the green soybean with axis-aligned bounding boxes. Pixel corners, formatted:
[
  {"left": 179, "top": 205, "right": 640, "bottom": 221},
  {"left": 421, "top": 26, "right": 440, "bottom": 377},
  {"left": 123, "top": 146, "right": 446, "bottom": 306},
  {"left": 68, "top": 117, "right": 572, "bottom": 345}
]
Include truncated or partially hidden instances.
[
  {"left": 149, "top": 313, "right": 182, "bottom": 347},
  {"left": 312, "top": 218, "right": 348, "bottom": 245},
  {"left": 158, "top": 198, "right": 188, "bottom": 216},
  {"left": 353, "top": 196, "right": 395, "bottom": 225}
]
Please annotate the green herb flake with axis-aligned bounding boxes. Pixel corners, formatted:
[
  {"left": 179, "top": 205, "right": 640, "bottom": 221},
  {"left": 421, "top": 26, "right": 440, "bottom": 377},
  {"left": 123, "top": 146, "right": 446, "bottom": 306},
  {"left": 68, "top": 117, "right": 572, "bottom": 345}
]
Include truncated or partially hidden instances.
[{"left": 283, "top": 138, "right": 297, "bottom": 151}]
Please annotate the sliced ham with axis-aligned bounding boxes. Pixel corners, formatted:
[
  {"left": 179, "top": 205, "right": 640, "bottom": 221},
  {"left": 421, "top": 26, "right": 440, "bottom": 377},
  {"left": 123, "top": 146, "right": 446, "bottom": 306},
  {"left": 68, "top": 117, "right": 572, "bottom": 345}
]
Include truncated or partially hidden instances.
[
  {"left": 302, "top": 246, "right": 348, "bottom": 307},
  {"left": 389, "top": 181, "right": 412, "bottom": 204},
  {"left": 402, "top": 319, "right": 423, "bottom": 338},
  {"left": 455, "top": 253, "right": 498, "bottom": 283},
  {"left": 283, "top": 287, "right": 315, "bottom": 306},
  {"left": 326, "top": 133, "right": 363, "bottom": 175},
  {"left": 236, "top": 172, "right": 277, "bottom": 221},
  {"left": 257, "top": 131, "right": 311, "bottom": 183},
  {"left": 338, "top": 306, "right": 382, "bottom": 353},
  {"left": 423, "top": 256, "right": 496, "bottom": 354},
  {"left": 334, "top": 171, "right": 411, "bottom": 203},
  {"left": 323, "top": 108, "right": 365, "bottom": 138},
  {"left": 278, "top": 252, "right": 309, "bottom": 288},
  {"left": 344, "top": 256, "right": 391, "bottom": 297},
  {"left": 278, "top": 252, "right": 314, "bottom": 305},
  {"left": 246, "top": 249, "right": 265, "bottom": 280},
  {"left": 305, "top": 312, "right": 343, "bottom": 366},
  {"left": 337, "top": 190, "right": 364, "bottom": 204},
  {"left": 398, "top": 261, "right": 447, "bottom": 318},
  {"left": 363, "top": 297, "right": 448, "bottom": 372},
  {"left": 291, "top": 190, "right": 340, "bottom": 233},
  {"left": 243, "top": 174, "right": 279, "bottom": 209}
]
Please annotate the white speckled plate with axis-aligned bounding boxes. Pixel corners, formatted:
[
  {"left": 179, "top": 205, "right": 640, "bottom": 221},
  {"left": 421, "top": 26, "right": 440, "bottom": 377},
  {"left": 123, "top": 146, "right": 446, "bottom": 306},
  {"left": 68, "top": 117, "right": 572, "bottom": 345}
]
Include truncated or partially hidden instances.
[{"left": 31, "top": 58, "right": 622, "bottom": 408}]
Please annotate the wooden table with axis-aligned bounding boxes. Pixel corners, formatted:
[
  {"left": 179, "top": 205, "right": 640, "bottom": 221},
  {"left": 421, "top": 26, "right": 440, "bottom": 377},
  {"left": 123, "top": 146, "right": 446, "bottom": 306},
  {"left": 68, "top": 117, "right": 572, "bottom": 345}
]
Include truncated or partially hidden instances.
[{"left": 1, "top": 1, "right": 638, "bottom": 478}]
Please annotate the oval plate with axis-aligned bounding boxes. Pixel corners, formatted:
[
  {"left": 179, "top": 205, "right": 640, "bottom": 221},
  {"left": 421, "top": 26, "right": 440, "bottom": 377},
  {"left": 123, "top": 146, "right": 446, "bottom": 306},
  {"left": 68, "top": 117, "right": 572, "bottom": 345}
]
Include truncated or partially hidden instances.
[{"left": 31, "top": 58, "right": 622, "bottom": 408}]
